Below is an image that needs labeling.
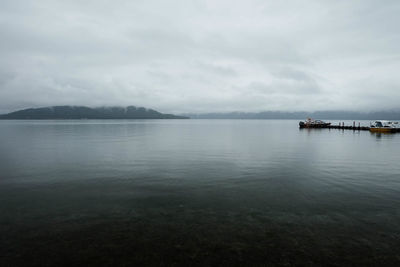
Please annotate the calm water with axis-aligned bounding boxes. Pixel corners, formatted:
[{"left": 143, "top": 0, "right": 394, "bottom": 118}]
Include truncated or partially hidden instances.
[{"left": 1, "top": 119, "right": 400, "bottom": 266}]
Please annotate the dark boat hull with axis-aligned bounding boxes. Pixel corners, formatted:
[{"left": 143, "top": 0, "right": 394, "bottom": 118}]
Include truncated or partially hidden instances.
[{"left": 299, "top": 121, "right": 331, "bottom": 128}]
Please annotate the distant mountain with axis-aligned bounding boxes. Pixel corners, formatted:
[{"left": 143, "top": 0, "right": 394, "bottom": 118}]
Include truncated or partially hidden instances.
[
  {"left": 184, "top": 111, "right": 400, "bottom": 120},
  {"left": 0, "top": 106, "right": 188, "bottom": 119}
]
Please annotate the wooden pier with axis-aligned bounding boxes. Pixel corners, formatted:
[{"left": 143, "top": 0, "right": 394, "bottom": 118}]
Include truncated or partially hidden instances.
[
  {"left": 300, "top": 122, "right": 400, "bottom": 132},
  {"left": 326, "top": 125, "right": 370, "bottom": 131}
]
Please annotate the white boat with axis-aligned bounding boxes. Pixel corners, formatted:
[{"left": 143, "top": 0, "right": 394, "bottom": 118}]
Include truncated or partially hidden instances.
[{"left": 370, "top": 120, "right": 399, "bottom": 133}]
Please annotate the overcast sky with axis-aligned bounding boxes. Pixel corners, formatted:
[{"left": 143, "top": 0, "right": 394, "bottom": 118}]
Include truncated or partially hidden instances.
[{"left": 0, "top": 0, "right": 399, "bottom": 114}]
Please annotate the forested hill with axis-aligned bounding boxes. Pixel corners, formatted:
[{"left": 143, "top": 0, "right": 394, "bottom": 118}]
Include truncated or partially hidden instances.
[{"left": 0, "top": 106, "right": 188, "bottom": 119}]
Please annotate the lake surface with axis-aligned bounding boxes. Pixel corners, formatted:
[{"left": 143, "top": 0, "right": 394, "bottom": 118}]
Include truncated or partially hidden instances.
[{"left": 1, "top": 119, "right": 400, "bottom": 266}]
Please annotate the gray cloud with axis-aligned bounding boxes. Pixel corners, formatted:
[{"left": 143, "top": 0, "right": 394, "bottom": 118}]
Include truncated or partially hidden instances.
[{"left": 0, "top": 0, "right": 399, "bottom": 114}]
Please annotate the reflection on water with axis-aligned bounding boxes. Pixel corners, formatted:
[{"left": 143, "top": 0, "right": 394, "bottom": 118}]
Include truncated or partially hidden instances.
[
  {"left": 0, "top": 120, "right": 400, "bottom": 266},
  {"left": 370, "top": 132, "right": 397, "bottom": 140}
]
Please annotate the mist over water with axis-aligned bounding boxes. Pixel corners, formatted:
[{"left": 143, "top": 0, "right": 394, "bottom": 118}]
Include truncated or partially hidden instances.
[{"left": 1, "top": 120, "right": 400, "bottom": 266}]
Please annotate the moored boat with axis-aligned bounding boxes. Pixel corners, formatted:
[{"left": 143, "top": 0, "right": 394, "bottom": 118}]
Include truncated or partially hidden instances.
[
  {"left": 299, "top": 118, "right": 331, "bottom": 128},
  {"left": 369, "top": 120, "right": 399, "bottom": 133}
]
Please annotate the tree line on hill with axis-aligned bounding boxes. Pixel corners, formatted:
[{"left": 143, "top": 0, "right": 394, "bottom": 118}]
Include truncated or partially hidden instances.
[{"left": 0, "top": 106, "right": 188, "bottom": 119}]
